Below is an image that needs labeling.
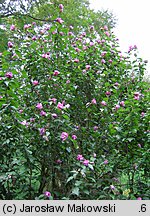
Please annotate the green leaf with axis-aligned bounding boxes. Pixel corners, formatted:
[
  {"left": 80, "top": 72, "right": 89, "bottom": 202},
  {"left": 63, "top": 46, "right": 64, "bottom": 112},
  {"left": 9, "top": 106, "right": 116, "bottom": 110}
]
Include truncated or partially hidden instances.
[{"left": 72, "top": 187, "right": 79, "bottom": 196}]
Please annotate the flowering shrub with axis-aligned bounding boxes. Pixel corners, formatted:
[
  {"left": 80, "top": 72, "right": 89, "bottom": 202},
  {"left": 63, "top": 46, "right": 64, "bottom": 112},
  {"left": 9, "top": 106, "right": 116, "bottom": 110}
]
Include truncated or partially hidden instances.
[{"left": 0, "top": 4, "right": 149, "bottom": 200}]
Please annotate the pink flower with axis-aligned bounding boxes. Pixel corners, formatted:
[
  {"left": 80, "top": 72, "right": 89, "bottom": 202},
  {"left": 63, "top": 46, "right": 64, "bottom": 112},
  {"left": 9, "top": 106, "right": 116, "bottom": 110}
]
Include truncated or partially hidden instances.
[
  {"left": 24, "top": 24, "right": 31, "bottom": 29},
  {"left": 5, "top": 72, "right": 13, "bottom": 78},
  {"left": 101, "top": 101, "right": 107, "bottom": 106},
  {"left": 57, "top": 102, "right": 64, "bottom": 110},
  {"left": 85, "top": 65, "right": 91, "bottom": 70},
  {"left": 20, "top": 120, "right": 28, "bottom": 126},
  {"left": 134, "top": 96, "right": 140, "bottom": 100},
  {"left": 36, "top": 103, "right": 43, "bottom": 110},
  {"left": 19, "top": 109, "right": 23, "bottom": 114},
  {"left": 109, "top": 59, "right": 113, "bottom": 63},
  {"left": 10, "top": 24, "right": 15, "bottom": 31},
  {"left": 82, "top": 32, "right": 86, "bottom": 37},
  {"left": 44, "top": 191, "right": 51, "bottom": 197},
  {"left": 8, "top": 41, "right": 13, "bottom": 48},
  {"left": 32, "top": 80, "right": 39, "bottom": 86},
  {"left": 120, "top": 101, "right": 125, "bottom": 107},
  {"left": 68, "top": 32, "right": 73, "bottom": 36},
  {"left": 141, "top": 112, "right": 145, "bottom": 117},
  {"left": 104, "top": 25, "right": 108, "bottom": 30},
  {"left": 105, "top": 91, "right": 111, "bottom": 96},
  {"left": 50, "top": 98, "right": 57, "bottom": 104},
  {"left": 75, "top": 48, "right": 80, "bottom": 53},
  {"left": 39, "top": 128, "right": 45, "bottom": 135},
  {"left": 115, "top": 104, "right": 120, "bottom": 110},
  {"left": 90, "top": 25, "right": 94, "bottom": 31},
  {"left": 51, "top": 113, "right": 58, "bottom": 118},
  {"left": 91, "top": 98, "right": 97, "bottom": 104},
  {"left": 104, "top": 160, "right": 108, "bottom": 164},
  {"left": 90, "top": 42, "right": 94, "bottom": 46},
  {"left": 41, "top": 53, "right": 49, "bottom": 59},
  {"left": 59, "top": 32, "right": 64, "bottom": 36},
  {"left": 93, "top": 126, "right": 98, "bottom": 131},
  {"left": 138, "top": 143, "right": 141, "bottom": 148},
  {"left": 61, "top": 132, "right": 68, "bottom": 141},
  {"left": 101, "top": 59, "right": 106, "bottom": 64},
  {"left": 56, "top": 159, "right": 62, "bottom": 164},
  {"left": 114, "top": 82, "right": 119, "bottom": 86},
  {"left": 137, "top": 197, "right": 142, "bottom": 200},
  {"left": 59, "top": 4, "right": 64, "bottom": 9},
  {"left": 83, "top": 160, "right": 89, "bottom": 166},
  {"left": 74, "top": 58, "right": 79, "bottom": 63},
  {"left": 40, "top": 110, "right": 46, "bottom": 116},
  {"left": 105, "top": 31, "right": 110, "bottom": 37},
  {"left": 66, "top": 80, "right": 70, "bottom": 84},
  {"left": 30, "top": 118, "right": 35, "bottom": 122},
  {"left": 110, "top": 185, "right": 115, "bottom": 190},
  {"left": 72, "top": 135, "right": 77, "bottom": 140},
  {"left": 56, "top": 18, "right": 64, "bottom": 24},
  {"left": 32, "top": 36, "right": 36, "bottom": 40},
  {"left": 101, "top": 51, "right": 107, "bottom": 57},
  {"left": 53, "top": 70, "right": 60, "bottom": 76},
  {"left": 77, "top": 154, "right": 84, "bottom": 161}
]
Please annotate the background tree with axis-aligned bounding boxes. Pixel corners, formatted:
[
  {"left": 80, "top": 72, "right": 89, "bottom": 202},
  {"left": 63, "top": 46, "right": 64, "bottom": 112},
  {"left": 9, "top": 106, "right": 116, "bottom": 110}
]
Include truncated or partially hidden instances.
[{"left": 0, "top": 0, "right": 116, "bottom": 52}]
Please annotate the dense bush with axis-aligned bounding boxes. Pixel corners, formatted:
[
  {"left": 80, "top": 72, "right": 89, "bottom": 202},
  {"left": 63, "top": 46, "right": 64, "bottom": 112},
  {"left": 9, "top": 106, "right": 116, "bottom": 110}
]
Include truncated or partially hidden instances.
[{"left": 0, "top": 6, "right": 149, "bottom": 200}]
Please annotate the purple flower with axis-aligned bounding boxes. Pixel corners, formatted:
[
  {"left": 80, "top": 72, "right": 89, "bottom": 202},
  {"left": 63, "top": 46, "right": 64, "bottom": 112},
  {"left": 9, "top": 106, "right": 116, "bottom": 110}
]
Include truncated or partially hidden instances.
[
  {"left": 141, "top": 112, "right": 145, "bottom": 117},
  {"left": 32, "top": 80, "right": 39, "bottom": 86},
  {"left": 72, "top": 135, "right": 77, "bottom": 140},
  {"left": 53, "top": 70, "right": 60, "bottom": 76},
  {"left": 93, "top": 126, "right": 98, "bottom": 131},
  {"left": 137, "top": 197, "right": 142, "bottom": 200},
  {"left": 44, "top": 191, "right": 51, "bottom": 197},
  {"left": 101, "top": 59, "right": 106, "bottom": 64},
  {"left": 56, "top": 159, "right": 62, "bottom": 164},
  {"left": 8, "top": 41, "right": 13, "bottom": 48},
  {"left": 85, "top": 65, "right": 91, "bottom": 70},
  {"left": 51, "top": 113, "right": 58, "bottom": 118},
  {"left": 120, "top": 101, "right": 125, "bottom": 107},
  {"left": 39, "top": 128, "right": 45, "bottom": 135},
  {"left": 59, "top": 4, "right": 64, "bottom": 9},
  {"left": 104, "top": 160, "right": 108, "bottom": 164},
  {"left": 90, "top": 25, "right": 94, "bottom": 31},
  {"left": 110, "top": 185, "right": 115, "bottom": 190},
  {"left": 105, "top": 91, "right": 111, "bottom": 96},
  {"left": 83, "top": 160, "right": 89, "bottom": 166},
  {"left": 77, "top": 154, "right": 84, "bottom": 161},
  {"left": 40, "top": 110, "right": 46, "bottom": 116},
  {"left": 91, "top": 98, "right": 97, "bottom": 104},
  {"left": 56, "top": 18, "right": 64, "bottom": 24},
  {"left": 74, "top": 58, "right": 79, "bottom": 63},
  {"left": 101, "top": 101, "right": 107, "bottom": 106},
  {"left": 36, "top": 103, "right": 43, "bottom": 110},
  {"left": 115, "top": 104, "right": 120, "bottom": 110},
  {"left": 5, "top": 72, "right": 13, "bottom": 78},
  {"left": 10, "top": 24, "right": 15, "bottom": 31},
  {"left": 57, "top": 102, "right": 64, "bottom": 110},
  {"left": 61, "top": 132, "right": 68, "bottom": 141}
]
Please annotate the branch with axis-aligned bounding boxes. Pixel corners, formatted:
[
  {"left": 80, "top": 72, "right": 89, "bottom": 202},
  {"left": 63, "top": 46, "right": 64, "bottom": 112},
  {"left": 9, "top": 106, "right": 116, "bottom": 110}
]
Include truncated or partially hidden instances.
[{"left": 0, "top": 13, "right": 56, "bottom": 23}]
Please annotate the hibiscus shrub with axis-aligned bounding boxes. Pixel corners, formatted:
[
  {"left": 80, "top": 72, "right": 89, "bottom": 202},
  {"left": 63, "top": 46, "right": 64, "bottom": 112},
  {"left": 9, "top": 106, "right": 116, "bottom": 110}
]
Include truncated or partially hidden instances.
[{"left": 0, "top": 6, "right": 149, "bottom": 200}]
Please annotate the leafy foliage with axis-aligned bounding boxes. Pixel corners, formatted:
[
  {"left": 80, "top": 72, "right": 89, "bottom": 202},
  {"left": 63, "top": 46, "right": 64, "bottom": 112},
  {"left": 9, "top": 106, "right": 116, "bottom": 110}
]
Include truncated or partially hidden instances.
[{"left": 0, "top": 3, "right": 149, "bottom": 200}]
